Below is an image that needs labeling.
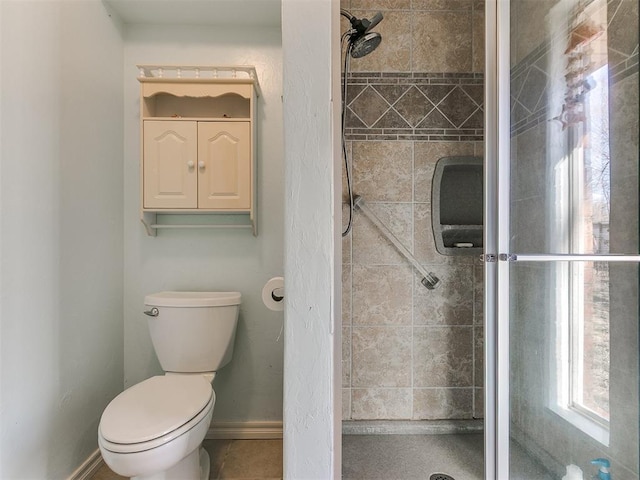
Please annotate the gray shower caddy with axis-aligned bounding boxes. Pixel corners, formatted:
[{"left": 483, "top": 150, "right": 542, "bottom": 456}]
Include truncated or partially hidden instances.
[{"left": 431, "top": 156, "right": 484, "bottom": 256}]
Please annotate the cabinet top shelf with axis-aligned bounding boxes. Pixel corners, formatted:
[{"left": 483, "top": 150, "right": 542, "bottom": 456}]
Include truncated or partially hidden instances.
[
  {"left": 137, "top": 65, "right": 261, "bottom": 97},
  {"left": 142, "top": 117, "right": 250, "bottom": 122}
]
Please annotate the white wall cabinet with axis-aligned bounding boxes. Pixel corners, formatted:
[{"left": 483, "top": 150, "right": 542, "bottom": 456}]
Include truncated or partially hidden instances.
[
  {"left": 143, "top": 120, "right": 198, "bottom": 209},
  {"left": 138, "top": 65, "right": 259, "bottom": 235},
  {"left": 197, "top": 121, "right": 251, "bottom": 210}
]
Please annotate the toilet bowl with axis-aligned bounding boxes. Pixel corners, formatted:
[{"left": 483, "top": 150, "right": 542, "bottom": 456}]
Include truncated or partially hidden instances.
[
  {"left": 99, "top": 375, "right": 214, "bottom": 479},
  {"left": 98, "top": 291, "right": 241, "bottom": 480}
]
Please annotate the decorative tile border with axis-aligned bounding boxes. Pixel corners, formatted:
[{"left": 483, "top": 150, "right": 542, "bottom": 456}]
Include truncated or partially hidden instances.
[
  {"left": 343, "top": 72, "right": 484, "bottom": 142},
  {"left": 610, "top": 51, "right": 639, "bottom": 84},
  {"left": 510, "top": 40, "right": 551, "bottom": 137}
]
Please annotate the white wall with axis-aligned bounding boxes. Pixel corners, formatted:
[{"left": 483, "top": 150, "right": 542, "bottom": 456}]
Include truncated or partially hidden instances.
[
  {"left": 282, "top": 0, "right": 342, "bottom": 477},
  {"left": 0, "top": 1, "right": 124, "bottom": 478},
  {"left": 0, "top": 3, "right": 284, "bottom": 476},
  {"left": 123, "top": 24, "right": 284, "bottom": 423}
]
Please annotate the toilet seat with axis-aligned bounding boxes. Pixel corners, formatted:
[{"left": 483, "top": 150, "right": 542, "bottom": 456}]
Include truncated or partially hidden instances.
[{"left": 99, "top": 375, "right": 214, "bottom": 454}]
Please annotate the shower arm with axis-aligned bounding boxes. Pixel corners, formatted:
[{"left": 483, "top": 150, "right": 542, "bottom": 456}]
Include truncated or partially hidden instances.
[
  {"left": 340, "top": 9, "right": 383, "bottom": 36},
  {"left": 340, "top": 9, "right": 355, "bottom": 21},
  {"left": 353, "top": 196, "right": 441, "bottom": 290},
  {"left": 340, "top": 9, "right": 362, "bottom": 40}
]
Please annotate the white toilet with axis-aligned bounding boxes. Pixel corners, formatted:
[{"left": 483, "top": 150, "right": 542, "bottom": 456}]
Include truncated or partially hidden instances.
[{"left": 98, "top": 291, "right": 241, "bottom": 480}]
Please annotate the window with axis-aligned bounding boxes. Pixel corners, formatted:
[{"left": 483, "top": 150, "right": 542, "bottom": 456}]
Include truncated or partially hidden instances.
[
  {"left": 547, "top": 0, "right": 610, "bottom": 445},
  {"left": 568, "top": 64, "right": 610, "bottom": 426}
]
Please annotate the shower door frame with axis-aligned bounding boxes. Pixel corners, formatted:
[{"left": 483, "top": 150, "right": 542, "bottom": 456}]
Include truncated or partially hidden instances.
[
  {"left": 485, "top": 1, "right": 640, "bottom": 478},
  {"left": 483, "top": 0, "right": 506, "bottom": 477}
]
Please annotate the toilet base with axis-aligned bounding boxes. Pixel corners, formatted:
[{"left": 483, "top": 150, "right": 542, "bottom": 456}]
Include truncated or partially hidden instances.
[
  {"left": 131, "top": 447, "right": 208, "bottom": 480},
  {"left": 199, "top": 448, "right": 210, "bottom": 479}
]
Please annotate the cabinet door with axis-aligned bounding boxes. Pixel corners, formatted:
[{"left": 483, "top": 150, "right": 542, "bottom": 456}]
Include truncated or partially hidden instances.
[
  {"left": 197, "top": 122, "right": 251, "bottom": 210},
  {"left": 143, "top": 121, "right": 197, "bottom": 209}
]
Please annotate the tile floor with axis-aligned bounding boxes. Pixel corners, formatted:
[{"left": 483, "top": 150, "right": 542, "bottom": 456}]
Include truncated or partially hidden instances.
[
  {"left": 91, "top": 439, "right": 283, "bottom": 480},
  {"left": 92, "top": 434, "right": 551, "bottom": 480},
  {"left": 343, "top": 434, "right": 484, "bottom": 480},
  {"left": 343, "top": 434, "right": 553, "bottom": 480}
]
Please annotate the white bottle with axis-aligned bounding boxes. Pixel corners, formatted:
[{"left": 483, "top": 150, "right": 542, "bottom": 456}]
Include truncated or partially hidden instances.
[{"left": 562, "top": 464, "right": 584, "bottom": 480}]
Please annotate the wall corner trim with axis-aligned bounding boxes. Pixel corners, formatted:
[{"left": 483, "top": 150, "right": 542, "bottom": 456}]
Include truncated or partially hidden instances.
[
  {"left": 207, "top": 421, "right": 283, "bottom": 439},
  {"left": 66, "top": 449, "right": 104, "bottom": 480}
]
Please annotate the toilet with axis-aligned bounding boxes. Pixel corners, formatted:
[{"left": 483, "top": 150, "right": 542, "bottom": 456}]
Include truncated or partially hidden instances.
[{"left": 98, "top": 291, "right": 241, "bottom": 480}]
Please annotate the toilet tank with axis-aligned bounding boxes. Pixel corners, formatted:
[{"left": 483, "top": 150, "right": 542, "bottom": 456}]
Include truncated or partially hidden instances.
[{"left": 144, "top": 291, "right": 241, "bottom": 373}]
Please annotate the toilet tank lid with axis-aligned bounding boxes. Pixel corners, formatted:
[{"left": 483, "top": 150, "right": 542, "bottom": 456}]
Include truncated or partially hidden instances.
[{"left": 145, "top": 291, "right": 241, "bottom": 307}]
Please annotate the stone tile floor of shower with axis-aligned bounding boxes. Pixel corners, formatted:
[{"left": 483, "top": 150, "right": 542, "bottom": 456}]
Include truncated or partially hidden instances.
[
  {"left": 342, "top": 434, "right": 552, "bottom": 480},
  {"left": 92, "top": 435, "right": 551, "bottom": 479}
]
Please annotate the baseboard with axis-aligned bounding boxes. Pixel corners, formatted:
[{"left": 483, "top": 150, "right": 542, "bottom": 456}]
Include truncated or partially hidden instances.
[
  {"left": 67, "top": 448, "right": 104, "bottom": 480},
  {"left": 342, "top": 419, "right": 484, "bottom": 435},
  {"left": 207, "top": 421, "right": 283, "bottom": 439}
]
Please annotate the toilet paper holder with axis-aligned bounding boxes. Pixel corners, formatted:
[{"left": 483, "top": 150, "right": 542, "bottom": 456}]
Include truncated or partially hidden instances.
[
  {"left": 262, "top": 276, "right": 285, "bottom": 311},
  {"left": 271, "top": 287, "right": 284, "bottom": 302}
]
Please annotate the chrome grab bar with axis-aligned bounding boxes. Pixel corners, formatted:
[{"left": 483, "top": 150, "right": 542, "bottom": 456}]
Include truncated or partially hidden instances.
[{"left": 353, "top": 195, "right": 441, "bottom": 290}]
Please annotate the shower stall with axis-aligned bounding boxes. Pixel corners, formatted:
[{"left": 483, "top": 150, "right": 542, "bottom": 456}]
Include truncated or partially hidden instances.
[
  {"left": 340, "top": 0, "right": 486, "bottom": 432},
  {"left": 338, "top": 0, "right": 639, "bottom": 478}
]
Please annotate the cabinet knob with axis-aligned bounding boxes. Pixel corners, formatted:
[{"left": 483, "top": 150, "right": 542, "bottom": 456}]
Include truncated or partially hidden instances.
[
  {"left": 187, "top": 160, "right": 195, "bottom": 169},
  {"left": 198, "top": 161, "right": 205, "bottom": 170}
]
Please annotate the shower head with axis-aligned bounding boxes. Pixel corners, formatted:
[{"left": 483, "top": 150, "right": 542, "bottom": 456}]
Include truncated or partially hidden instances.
[
  {"left": 363, "top": 12, "right": 383, "bottom": 33},
  {"left": 350, "top": 32, "right": 382, "bottom": 58},
  {"left": 340, "top": 9, "right": 384, "bottom": 58}
]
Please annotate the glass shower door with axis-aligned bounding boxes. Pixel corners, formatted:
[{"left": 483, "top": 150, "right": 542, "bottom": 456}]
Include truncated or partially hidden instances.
[{"left": 486, "top": 0, "right": 639, "bottom": 478}]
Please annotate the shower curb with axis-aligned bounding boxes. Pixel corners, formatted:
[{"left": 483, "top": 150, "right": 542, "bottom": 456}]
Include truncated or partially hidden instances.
[{"left": 342, "top": 419, "right": 483, "bottom": 435}]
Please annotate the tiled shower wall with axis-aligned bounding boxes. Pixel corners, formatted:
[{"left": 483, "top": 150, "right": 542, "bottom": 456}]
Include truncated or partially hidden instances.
[{"left": 341, "top": 0, "right": 485, "bottom": 421}]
